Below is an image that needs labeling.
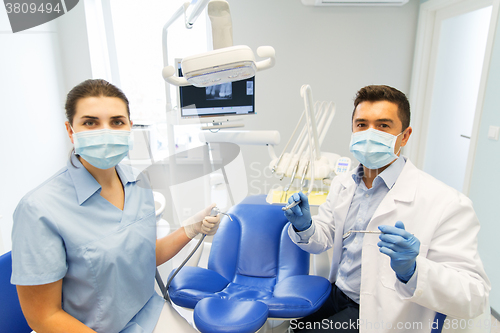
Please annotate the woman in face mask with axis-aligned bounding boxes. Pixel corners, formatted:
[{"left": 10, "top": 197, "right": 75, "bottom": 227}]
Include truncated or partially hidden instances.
[{"left": 11, "top": 79, "right": 219, "bottom": 333}]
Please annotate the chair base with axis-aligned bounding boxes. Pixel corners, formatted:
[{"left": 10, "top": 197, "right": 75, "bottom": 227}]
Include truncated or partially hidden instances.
[{"left": 255, "top": 319, "right": 290, "bottom": 333}]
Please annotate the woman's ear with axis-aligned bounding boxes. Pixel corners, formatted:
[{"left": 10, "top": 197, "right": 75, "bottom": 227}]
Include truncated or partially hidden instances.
[{"left": 65, "top": 121, "right": 74, "bottom": 144}]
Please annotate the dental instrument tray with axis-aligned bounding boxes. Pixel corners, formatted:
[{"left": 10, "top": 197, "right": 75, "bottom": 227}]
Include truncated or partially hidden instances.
[{"left": 266, "top": 188, "right": 328, "bottom": 206}]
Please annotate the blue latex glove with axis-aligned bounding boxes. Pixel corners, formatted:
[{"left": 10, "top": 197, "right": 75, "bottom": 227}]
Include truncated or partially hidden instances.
[
  {"left": 377, "top": 221, "right": 420, "bottom": 283},
  {"left": 283, "top": 192, "right": 312, "bottom": 231}
]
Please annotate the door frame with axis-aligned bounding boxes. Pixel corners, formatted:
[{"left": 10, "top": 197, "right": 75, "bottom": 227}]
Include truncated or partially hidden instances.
[{"left": 406, "top": 0, "right": 500, "bottom": 195}]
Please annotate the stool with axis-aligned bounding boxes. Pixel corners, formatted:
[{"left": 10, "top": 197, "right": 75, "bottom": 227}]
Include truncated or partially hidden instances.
[{"left": 194, "top": 298, "right": 269, "bottom": 333}]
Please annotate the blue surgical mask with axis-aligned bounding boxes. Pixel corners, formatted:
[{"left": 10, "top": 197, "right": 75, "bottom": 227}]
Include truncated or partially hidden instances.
[
  {"left": 71, "top": 127, "right": 133, "bottom": 169},
  {"left": 349, "top": 128, "right": 402, "bottom": 170}
]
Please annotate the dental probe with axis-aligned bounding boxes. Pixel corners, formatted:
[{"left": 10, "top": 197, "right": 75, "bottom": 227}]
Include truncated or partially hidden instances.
[
  {"left": 342, "top": 230, "right": 382, "bottom": 240},
  {"left": 162, "top": 207, "right": 232, "bottom": 303},
  {"left": 282, "top": 199, "right": 301, "bottom": 211}
]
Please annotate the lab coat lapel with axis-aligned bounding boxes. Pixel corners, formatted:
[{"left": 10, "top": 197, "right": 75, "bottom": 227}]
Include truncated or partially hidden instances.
[
  {"left": 369, "top": 159, "right": 418, "bottom": 225},
  {"left": 333, "top": 171, "right": 357, "bottom": 227},
  {"left": 329, "top": 172, "right": 357, "bottom": 281}
]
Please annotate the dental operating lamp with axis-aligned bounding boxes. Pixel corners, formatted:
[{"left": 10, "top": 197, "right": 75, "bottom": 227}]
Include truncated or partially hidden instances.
[{"left": 161, "top": 0, "right": 275, "bottom": 90}]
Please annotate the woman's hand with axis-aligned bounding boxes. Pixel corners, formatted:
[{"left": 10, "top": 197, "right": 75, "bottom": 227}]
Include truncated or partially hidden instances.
[{"left": 184, "top": 204, "right": 221, "bottom": 239}]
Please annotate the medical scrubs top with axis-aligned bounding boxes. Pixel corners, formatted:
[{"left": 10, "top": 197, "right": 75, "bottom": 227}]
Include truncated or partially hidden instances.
[{"left": 11, "top": 154, "right": 164, "bottom": 333}]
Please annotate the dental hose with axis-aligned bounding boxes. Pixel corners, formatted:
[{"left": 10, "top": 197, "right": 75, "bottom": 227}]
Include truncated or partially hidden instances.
[{"left": 162, "top": 207, "right": 233, "bottom": 303}]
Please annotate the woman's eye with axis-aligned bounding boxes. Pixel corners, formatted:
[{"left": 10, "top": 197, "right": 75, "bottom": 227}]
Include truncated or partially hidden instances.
[
  {"left": 113, "top": 120, "right": 125, "bottom": 126},
  {"left": 83, "top": 121, "right": 95, "bottom": 126}
]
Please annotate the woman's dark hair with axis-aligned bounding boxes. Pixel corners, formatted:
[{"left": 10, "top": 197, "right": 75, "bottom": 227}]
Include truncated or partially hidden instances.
[
  {"left": 65, "top": 79, "right": 130, "bottom": 126},
  {"left": 352, "top": 85, "right": 411, "bottom": 131},
  {"left": 66, "top": 79, "right": 130, "bottom": 166}
]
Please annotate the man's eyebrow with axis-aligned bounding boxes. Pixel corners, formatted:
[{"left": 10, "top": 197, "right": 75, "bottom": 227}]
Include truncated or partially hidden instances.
[
  {"left": 353, "top": 118, "right": 395, "bottom": 123},
  {"left": 376, "top": 118, "right": 394, "bottom": 123}
]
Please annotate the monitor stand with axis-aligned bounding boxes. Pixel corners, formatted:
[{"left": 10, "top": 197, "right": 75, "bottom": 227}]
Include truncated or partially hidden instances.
[{"left": 201, "top": 122, "right": 244, "bottom": 130}]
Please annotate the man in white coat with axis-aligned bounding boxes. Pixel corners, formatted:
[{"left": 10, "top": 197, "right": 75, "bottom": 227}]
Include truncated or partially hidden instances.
[{"left": 285, "top": 85, "right": 490, "bottom": 333}]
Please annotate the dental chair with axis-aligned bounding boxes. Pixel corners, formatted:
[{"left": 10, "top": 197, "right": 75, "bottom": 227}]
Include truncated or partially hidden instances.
[
  {"left": 167, "top": 195, "right": 332, "bottom": 333},
  {"left": 0, "top": 251, "right": 32, "bottom": 333}
]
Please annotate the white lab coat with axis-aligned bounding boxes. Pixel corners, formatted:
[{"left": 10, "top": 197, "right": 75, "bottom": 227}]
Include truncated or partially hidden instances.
[{"left": 289, "top": 159, "right": 490, "bottom": 333}]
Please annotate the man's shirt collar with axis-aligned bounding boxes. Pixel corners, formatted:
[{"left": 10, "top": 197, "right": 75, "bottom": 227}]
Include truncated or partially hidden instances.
[{"left": 351, "top": 156, "right": 406, "bottom": 190}]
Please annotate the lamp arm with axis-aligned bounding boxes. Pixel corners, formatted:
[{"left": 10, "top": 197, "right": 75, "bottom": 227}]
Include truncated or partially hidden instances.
[
  {"left": 163, "top": 1, "right": 212, "bottom": 107},
  {"left": 208, "top": 0, "right": 233, "bottom": 49},
  {"left": 186, "top": 0, "right": 211, "bottom": 28},
  {"left": 162, "top": 3, "right": 189, "bottom": 111}
]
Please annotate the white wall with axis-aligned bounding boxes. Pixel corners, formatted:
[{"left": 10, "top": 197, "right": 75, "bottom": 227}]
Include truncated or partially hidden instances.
[
  {"left": 227, "top": 0, "right": 420, "bottom": 197},
  {"left": 56, "top": 2, "right": 93, "bottom": 94},
  {"left": 0, "top": 2, "right": 91, "bottom": 254}
]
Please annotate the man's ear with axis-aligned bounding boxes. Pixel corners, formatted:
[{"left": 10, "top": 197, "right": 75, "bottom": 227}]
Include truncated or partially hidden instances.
[{"left": 400, "top": 126, "right": 412, "bottom": 147}]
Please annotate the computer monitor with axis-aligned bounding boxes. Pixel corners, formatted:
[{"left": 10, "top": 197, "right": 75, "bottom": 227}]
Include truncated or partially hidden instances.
[{"left": 175, "top": 59, "right": 255, "bottom": 128}]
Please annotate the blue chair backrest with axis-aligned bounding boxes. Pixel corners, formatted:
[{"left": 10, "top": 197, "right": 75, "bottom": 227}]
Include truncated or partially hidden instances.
[
  {"left": 0, "top": 251, "right": 32, "bottom": 333},
  {"left": 208, "top": 195, "right": 310, "bottom": 290}
]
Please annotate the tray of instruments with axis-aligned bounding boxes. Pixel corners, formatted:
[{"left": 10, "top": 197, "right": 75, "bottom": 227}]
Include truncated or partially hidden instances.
[{"left": 266, "top": 187, "right": 328, "bottom": 207}]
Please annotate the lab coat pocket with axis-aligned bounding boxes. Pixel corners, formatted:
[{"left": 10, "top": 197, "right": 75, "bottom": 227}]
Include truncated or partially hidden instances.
[
  {"left": 418, "top": 244, "right": 429, "bottom": 258},
  {"left": 380, "top": 252, "right": 397, "bottom": 290},
  {"left": 379, "top": 244, "right": 429, "bottom": 290}
]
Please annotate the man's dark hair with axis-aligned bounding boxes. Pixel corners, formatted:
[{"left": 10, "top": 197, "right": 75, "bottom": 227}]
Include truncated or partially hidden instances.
[{"left": 352, "top": 85, "right": 410, "bottom": 130}]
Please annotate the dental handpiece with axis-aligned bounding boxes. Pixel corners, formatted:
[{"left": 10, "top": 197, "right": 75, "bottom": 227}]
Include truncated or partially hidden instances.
[
  {"left": 282, "top": 161, "right": 300, "bottom": 192},
  {"left": 211, "top": 207, "right": 233, "bottom": 221},
  {"left": 210, "top": 207, "right": 221, "bottom": 217},
  {"left": 300, "top": 161, "right": 310, "bottom": 189},
  {"left": 164, "top": 206, "right": 230, "bottom": 303},
  {"left": 282, "top": 199, "right": 301, "bottom": 211},
  {"left": 271, "top": 151, "right": 285, "bottom": 174}
]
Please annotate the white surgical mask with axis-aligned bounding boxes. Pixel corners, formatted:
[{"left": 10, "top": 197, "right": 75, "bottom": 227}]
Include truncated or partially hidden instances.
[
  {"left": 349, "top": 128, "right": 402, "bottom": 169},
  {"left": 71, "top": 127, "right": 133, "bottom": 169}
]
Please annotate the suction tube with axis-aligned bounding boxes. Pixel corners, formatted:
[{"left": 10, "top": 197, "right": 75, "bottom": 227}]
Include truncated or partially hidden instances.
[{"left": 161, "top": 207, "right": 233, "bottom": 303}]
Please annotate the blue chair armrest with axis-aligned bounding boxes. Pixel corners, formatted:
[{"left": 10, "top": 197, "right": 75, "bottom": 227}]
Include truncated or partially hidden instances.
[
  {"left": 168, "top": 266, "right": 229, "bottom": 292},
  {"left": 168, "top": 266, "right": 230, "bottom": 308},
  {"left": 264, "top": 275, "right": 332, "bottom": 318}
]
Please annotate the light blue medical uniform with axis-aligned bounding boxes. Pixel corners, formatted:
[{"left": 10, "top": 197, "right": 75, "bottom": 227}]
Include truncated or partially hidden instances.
[{"left": 11, "top": 153, "right": 164, "bottom": 333}]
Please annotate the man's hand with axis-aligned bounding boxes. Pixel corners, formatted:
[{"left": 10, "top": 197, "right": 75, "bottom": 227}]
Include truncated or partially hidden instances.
[
  {"left": 377, "top": 221, "right": 420, "bottom": 283},
  {"left": 284, "top": 192, "right": 312, "bottom": 231}
]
